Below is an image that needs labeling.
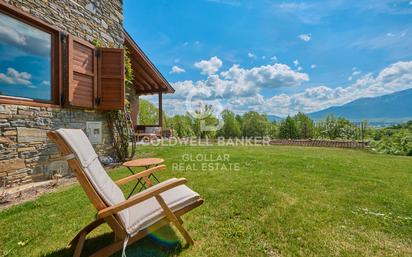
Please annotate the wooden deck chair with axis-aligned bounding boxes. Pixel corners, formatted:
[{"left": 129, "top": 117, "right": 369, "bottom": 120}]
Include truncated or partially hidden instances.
[{"left": 47, "top": 129, "right": 203, "bottom": 257}]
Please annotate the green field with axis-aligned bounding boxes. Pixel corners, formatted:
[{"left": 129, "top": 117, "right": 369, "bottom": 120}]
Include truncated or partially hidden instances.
[{"left": 1, "top": 145, "right": 412, "bottom": 257}]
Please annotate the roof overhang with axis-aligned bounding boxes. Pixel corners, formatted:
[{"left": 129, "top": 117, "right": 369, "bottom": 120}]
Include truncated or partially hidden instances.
[{"left": 123, "top": 30, "right": 175, "bottom": 95}]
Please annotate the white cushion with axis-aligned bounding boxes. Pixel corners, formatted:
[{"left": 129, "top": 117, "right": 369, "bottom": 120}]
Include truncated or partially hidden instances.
[
  {"left": 55, "top": 129, "right": 200, "bottom": 236},
  {"left": 56, "top": 129, "right": 129, "bottom": 226},
  {"left": 126, "top": 178, "right": 200, "bottom": 235},
  {"left": 145, "top": 127, "right": 161, "bottom": 134}
]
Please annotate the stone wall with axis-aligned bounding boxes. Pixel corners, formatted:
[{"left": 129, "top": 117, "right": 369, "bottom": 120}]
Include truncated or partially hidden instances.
[
  {"left": 2, "top": 0, "right": 124, "bottom": 47},
  {"left": 0, "top": 106, "right": 114, "bottom": 186},
  {"left": 0, "top": 0, "right": 124, "bottom": 188}
]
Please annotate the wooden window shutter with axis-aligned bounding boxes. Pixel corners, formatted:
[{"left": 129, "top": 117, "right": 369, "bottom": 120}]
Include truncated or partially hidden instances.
[
  {"left": 67, "top": 36, "right": 97, "bottom": 108},
  {"left": 98, "top": 48, "right": 125, "bottom": 110}
]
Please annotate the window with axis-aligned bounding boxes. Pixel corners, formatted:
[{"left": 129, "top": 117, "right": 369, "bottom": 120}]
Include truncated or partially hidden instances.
[
  {"left": 0, "top": 7, "right": 57, "bottom": 103},
  {"left": 0, "top": 2, "right": 124, "bottom": 109}
]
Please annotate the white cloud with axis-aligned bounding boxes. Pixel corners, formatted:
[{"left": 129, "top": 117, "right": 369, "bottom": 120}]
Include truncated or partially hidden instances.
[
  {"left": 163, "top": 62, "right": 309, "bottom": 115},
  {"left": 278, "top": 2, "right": 307, "bottom": 11},
  {"left": 194, "top": 56, "right": 223, "bottom": 75},
  {"left": 207, "top": 0, "right": 241, "bottom": 7},
  {"left": 348, "top": 69, "right": 362, "bottom": 80},
  {"left": 270, "top": 56, "right": 278, "bottom": 62},
  {"left": 409, "top": 0, "right": 412, "bottom": 5},
  {"left": 293, "top": 59, "right": 299, "bottom": 67},
  {"left": 170, "top": 65, "right": 186, "bottom": 74},
  {"left": 163, "top": 60, "right": 412, "bottom": 117},
  {"left": 0, "top": 68, "right": 32, "bottom": 86},
  {"left": 352, "top": 30, "right": 412, "bottom": 51},
  {"left": 276, "top": 1, "right": 412, "bottom": 25},
  {"left": 265, "top": 61, "right": 412, "bottom": 116},
  {"left": 0, "top": 24, "right": 26, "bottom": 46},
  {"left": 247, "top": 52, "right": 257, "bottom": 59},
  {"left": 220, "top": 63, "right": 309, "bottom": 89},
  {"left": 0, "top": 12, "right": 51, "bottom": 57},
  {"left": 298, "top": 33, "right": 311, "bottom": 42},
  {"left": 311, "top": 64, "right": 317, "bottom": 69},
  {"left": 171, "top": 62, "right": 309, "bottom": 101},
  {"left": 41, "top": 80, "right": 50, "bottom": 86}
]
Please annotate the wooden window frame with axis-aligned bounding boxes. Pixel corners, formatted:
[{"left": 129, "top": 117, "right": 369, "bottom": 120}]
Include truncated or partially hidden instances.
[{"left": 0, "top": 2, "right": 61, "bottom": 107}]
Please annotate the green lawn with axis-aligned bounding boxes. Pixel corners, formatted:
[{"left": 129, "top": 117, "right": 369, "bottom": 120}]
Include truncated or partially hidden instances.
[{"left": 1, "top": 145, "right": 412, "bottom": 257}]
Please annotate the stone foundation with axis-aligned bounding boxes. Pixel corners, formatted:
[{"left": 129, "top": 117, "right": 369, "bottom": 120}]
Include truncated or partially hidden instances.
[{"left": 0, "top": 105, "right": 114, "bottom": 187}]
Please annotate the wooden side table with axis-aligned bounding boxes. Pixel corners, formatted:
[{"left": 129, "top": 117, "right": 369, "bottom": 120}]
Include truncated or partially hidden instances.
[{"left": 122, "top": 158, "right": 165, "bottom": 198}]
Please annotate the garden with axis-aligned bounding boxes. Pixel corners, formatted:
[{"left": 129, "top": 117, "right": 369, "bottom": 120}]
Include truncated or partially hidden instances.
[{"left": 1, "top": 144, "right": 412, "bottom": 256}]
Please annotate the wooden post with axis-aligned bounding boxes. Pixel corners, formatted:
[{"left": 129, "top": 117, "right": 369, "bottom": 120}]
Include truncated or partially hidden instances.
[
  {"left": 131, "top": 95, "right": 139, "bottom": 128},
  {"left": 158, "top": 92, "right": 163, "bottom": 128}
]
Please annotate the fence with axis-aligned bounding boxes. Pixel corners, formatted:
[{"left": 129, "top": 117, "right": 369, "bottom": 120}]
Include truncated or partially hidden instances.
[{"left": 269, "top": 139, "right": 369, "bottom": 149}]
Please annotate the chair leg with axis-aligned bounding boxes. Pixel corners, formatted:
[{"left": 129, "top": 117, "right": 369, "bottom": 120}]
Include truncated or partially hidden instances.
[
  {"left": 70, "top": 219, "right": 105, "bottom": 247},
  {"left": 73, "top": 231, "right": 86, "bottom": 257},
  {"left": 154, "top": 195, "right": 194, "bottom": 245},
  {"left": 171, "top": 219, "right": 194, "bottom": 245},
  {"left": 90, "top": 217, "right": 174, "bottom": 257},
  {"left": 69, "top": 219, "right": 105, "bottom": 257}
]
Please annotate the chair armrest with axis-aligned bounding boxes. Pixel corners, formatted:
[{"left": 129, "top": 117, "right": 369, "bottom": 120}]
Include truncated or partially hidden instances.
[
  {"left": 115, "top": 165, "right": 166, "bottom": 186},
  {"left": 97, "top": 178, "right": 187, "bottom": 219}
]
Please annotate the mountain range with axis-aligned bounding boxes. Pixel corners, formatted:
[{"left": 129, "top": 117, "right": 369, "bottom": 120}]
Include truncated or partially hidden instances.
[{"left": 268, "top": 88, "right": 412, "bottom": 125}]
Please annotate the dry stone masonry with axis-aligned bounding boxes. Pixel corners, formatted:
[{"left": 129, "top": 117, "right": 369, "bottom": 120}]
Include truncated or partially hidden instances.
[
  {"left": 0, "top": 106, "right": 114, "bottom": 187},
  {"left": 0, "top": 0, "right": 124, "bottom": 188},
  {"left": 3, "top": 0, "right": 124, "bottom": 47}
]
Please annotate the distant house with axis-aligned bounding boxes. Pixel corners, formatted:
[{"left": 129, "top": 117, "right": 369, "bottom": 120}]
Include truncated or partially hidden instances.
[{"left": 0, "top": 0, "right": 174, "bottom": 188}]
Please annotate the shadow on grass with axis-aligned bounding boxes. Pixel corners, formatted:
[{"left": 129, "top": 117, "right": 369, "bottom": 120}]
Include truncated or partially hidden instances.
[{"left": 43, "top": 225, "right": 185, "bottom": 257}]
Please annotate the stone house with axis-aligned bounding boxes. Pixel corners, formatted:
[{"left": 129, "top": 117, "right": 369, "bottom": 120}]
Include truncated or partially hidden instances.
[{"left": 0, "top": 0, "right": 174, "bottom": 189}]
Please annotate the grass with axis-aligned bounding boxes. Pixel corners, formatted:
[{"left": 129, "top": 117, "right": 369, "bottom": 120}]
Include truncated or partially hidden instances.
[{"left": 1, "top": 145, "right": 412, "bottom": 257}]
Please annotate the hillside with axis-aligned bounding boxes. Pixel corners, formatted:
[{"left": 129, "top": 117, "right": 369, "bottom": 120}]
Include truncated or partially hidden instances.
[{"left": 309, "top": 88, "right": 412, "bottom": 122}]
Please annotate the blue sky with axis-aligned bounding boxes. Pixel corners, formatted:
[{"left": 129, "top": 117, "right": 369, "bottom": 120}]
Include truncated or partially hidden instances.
[
  {"left": 0, "top": 12, "right": 51, "bottom": 101},
  {"left": 126, "top": 0, "right": 412, "bottom": 117}
]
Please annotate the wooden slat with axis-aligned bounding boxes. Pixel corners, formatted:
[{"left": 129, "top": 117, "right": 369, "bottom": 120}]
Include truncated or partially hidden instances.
[
  {"left": 98, "top": 48, "right": 125, "bottom": 110},
  {"left": 124, "top": 31, "right": 174, "bottom": 95},
  {"left": 130, "top": 59, "right": 158, "bottom": 90},
  {"left": 67, "top": 35, "right": 97, "bottom": 108}
]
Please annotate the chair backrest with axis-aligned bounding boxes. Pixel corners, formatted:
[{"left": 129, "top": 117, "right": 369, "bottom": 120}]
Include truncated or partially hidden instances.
[{"left": 48, "top": 129, "right": 128, "bottom": 235}]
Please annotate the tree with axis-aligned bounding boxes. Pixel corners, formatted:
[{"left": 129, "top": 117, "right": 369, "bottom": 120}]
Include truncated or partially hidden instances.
[
  {"left": 269, "top": 121, "right": 278, "bottom": 138},
  {"left": 278, "top": 116, "right": 299, "bottom": 139},
  {"left": 317, "top": 115, "right": 340, "bottom": 139},
  {"left": 218, "top": 110, "right": 241, "bottom": 138},
  {"left": 168, "top": 115, "right": 195, "bottom": 137},
  {"left": 139, "top": 99, "right": 160, "bottom": 125},
  {"left": 241, "top": 111, "right": 271, "bottom": 137},
  {"left": 316, "top": 115, "right": 359, "bottom": 140},
  {"left": 294, "top": 112, "right": 314, "bottom": 139},
  {"left": 191, "top": 104, "right": 219, "bottom": 138}
]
